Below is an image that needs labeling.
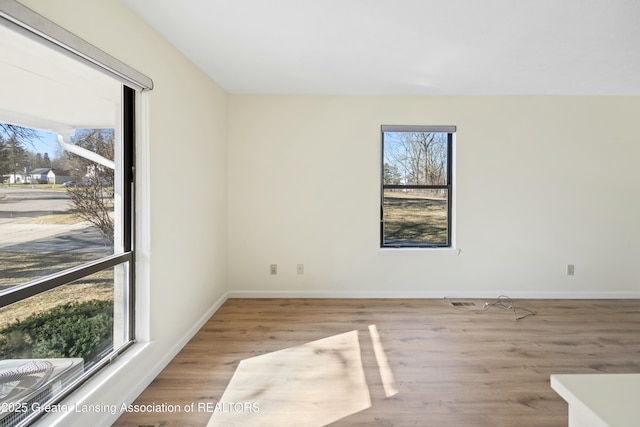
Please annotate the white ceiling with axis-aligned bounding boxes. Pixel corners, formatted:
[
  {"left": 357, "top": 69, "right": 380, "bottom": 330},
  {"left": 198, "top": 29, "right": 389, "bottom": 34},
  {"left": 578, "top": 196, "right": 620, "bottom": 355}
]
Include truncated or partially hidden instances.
[{"left": 123, "top": 0, "right": 640, "bottom": 95}]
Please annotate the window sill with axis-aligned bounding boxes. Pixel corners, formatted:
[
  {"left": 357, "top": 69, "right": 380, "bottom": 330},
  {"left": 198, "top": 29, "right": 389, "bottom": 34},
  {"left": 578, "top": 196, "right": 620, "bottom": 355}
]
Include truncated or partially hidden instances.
[{"left": 378, "top": 247, "right": 461, "bottom": 256}]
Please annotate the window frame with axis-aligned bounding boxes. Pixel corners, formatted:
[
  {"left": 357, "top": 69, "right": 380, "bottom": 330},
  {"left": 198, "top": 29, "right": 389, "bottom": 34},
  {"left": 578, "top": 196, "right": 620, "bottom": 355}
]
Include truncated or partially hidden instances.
[
  {"left": 0, "top": 88, "right": 136, "bottom": 426},
  {"left": 0, "top": 1, "right": 150, "bottom": 423},
  {"left": 0, "top": 89, "right": 136, "bottom": 310},
  {"left": 380, "top": 125, "right": 455, "bottom": 249}
]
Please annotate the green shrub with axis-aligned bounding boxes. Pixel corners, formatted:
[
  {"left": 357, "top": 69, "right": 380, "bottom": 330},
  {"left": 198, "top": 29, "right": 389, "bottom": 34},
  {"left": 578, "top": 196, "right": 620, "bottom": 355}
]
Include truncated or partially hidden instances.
[{"left": 0, "top": 300, "right": 113, "bottom": 362}]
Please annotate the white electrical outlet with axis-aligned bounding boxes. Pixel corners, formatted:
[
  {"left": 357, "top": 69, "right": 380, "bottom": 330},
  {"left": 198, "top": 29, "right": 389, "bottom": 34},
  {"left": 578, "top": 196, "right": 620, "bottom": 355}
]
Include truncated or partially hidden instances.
[
  {"left": 270, "top": 264, "right": 277, "bottom": 275},
  {"left": 297, "top": 264, "right": 304, "bottom": 274},
  {"left": 567, "top": 264, "right": 575, "bottom": 276}
]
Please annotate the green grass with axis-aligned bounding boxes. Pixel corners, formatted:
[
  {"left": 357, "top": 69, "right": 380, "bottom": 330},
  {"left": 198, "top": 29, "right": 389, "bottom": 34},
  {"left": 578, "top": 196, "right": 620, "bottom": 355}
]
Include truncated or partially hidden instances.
[{"left": 383, "top": 191, "right": 448, "bottom": 245}]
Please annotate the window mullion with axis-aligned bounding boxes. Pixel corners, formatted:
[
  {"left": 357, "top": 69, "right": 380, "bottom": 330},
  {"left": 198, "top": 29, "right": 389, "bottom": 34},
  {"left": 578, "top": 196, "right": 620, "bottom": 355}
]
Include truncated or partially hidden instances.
[{"left": 0, "top": 252, "right": 132, "bottom": 309}]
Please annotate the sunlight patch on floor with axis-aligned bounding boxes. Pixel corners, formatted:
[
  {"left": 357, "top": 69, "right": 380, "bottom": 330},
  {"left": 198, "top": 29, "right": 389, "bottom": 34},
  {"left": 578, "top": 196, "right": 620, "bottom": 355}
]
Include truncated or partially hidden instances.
[
  {"left": 369, "top": 324, "right": 398, "bottom": 398},
  {"left": 207, "top": 330, "right": 373, "bottom": 427}
]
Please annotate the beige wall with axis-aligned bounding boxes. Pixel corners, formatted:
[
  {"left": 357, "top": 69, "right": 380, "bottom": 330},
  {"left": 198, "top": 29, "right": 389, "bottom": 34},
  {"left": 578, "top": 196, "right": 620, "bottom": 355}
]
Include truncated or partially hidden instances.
[
  {"left": 11, "top": 1, "right": 640, "bottom": 425},
  {"left": 17, "top": 1, "right": 228, "bottom": 425},
  {"left": 228, "top": 95, "right": 640, "bottom": 297}
]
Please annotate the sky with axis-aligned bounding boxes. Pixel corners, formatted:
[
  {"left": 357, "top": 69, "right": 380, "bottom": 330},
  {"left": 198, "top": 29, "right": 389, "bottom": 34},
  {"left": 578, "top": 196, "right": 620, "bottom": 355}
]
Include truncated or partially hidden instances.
[
  {"left": 27, "top": 130, "right": 62, "bottom": 157},
  {"left": 0, "top": 127, "right": 63, "bottom": 157}
]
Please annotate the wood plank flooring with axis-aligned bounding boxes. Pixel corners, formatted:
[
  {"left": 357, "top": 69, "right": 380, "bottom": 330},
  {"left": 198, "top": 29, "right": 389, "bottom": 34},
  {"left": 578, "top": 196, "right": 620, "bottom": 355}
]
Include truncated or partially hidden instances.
[{"left": 113, "top": 298, "right": 640, "bottom": 427}]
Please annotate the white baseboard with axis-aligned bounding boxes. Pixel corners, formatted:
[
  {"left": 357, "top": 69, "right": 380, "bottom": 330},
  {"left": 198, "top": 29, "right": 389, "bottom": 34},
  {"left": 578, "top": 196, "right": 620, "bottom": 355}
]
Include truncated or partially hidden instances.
[
  {"left": 227, "top": 290, "right": 640, "bottom": 299},
  {"left": 43, "top": 291, "right": 231, "bottom": 427},
  {"left": 121, "top": 291, "right": 230, "bottom": 404},
  {"left": 49, "top": 287, "right": 638, "bottom": 426}
]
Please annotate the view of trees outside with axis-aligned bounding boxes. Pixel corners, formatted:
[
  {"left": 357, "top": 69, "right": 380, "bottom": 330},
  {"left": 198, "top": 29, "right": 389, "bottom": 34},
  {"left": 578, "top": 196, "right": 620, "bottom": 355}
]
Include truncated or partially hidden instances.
[
  {"left": 1, "top": 18, "right": 132, "bottom": 420},
  {"left": 382, "top": 131, "right": 450, "bottom": 246},
  {"left": 384, "top": 131, "right": 448, "bottom": 187},
  {"left": 64, "top": 129, "right": 116, "bottom": 246},
  {"left": 0, "top": 124, "right": 116, "bottom": 375},
  {"left": 0, "top": 124, "right": 40, "bottom": 181},
  {"left": 0, "top": 127, "right": 115, "bottom": 245}
]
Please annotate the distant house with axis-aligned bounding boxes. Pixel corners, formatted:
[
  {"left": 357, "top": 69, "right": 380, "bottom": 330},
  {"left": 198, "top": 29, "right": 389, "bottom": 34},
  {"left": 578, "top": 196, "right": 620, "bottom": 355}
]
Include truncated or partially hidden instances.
[
  {"left": 5, "top": 170, "right": 26, "bottom": 184},
  {"left": 4, "top": 168, "right": 73, "bottom": 185},
  {"left": 27, "top": 168, "right": 52, "bottom": 184},
  {"left": 3, "top": 173, "right": 15, "bottom": 184},
  {"left": 47, "top": 169, "right": 73, "bottom": 184}
]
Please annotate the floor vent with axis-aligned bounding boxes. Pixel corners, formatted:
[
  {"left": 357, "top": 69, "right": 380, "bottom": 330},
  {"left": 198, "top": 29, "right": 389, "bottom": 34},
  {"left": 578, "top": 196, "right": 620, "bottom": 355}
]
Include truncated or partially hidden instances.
[
  {"left": 138, "top": 423, "right": 166, "bottom": 427},
  {"left": 451, "top": 301, "right": 477, "bottom": 307}
]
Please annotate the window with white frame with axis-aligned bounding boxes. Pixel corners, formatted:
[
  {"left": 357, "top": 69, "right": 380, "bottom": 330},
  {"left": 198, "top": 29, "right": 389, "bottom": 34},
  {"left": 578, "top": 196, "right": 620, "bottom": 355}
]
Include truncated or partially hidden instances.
[
  {"left": 0, "top": 2, "right": 150, "bottom": 425},
  {"left": 381, "top": 125, "right": 455, "bottom": 248}
]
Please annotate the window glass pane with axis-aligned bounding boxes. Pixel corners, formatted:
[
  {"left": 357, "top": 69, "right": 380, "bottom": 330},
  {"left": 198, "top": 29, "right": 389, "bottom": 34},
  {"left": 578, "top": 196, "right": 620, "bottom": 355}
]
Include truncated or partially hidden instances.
[
  {"left": 0, "top": 128, "right": 117, "bottom": 290},
  {"left": 0, "top": 263, "right": 128, "bottom": 424},
  {"left": 383, "top": 132, "right": 448, "bottom": 186},
  {"left": 383, "top": 189, "right": 449, "bottom": 246},
  {"left": 0, "top": 8, "right": 134, "bottom": 424}
]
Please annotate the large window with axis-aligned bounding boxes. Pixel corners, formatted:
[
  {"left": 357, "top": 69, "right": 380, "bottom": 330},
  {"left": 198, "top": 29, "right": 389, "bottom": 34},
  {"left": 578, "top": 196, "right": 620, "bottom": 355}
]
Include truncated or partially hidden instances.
[
  {"left": 0, "top": 2, "right": 150, "bottom": 425},
  {"left": 381, "top": 125, "right": 455, "bottom": 248}
]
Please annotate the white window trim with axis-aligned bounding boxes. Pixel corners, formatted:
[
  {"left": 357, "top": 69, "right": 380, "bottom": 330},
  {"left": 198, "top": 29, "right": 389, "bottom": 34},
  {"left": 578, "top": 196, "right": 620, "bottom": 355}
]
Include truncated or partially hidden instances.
[{"left": 378, "top": 247, "right": 461, "bottom": 256}]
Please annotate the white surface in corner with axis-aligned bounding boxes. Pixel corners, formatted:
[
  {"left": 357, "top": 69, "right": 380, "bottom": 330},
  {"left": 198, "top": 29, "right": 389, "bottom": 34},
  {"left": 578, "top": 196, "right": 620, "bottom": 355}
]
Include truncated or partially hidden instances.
[{"left": 551, "top": 374, "right": 640, "bottom": 427}]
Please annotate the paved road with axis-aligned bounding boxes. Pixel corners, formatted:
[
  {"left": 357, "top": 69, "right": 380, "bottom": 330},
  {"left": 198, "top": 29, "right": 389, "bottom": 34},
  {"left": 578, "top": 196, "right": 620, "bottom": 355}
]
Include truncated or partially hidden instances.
[
  {"left": 0, "top": 187, "right": 71, "bottom": 224},
  {"left": 0, "top": 187, "right": 111, "bottom": 254}
]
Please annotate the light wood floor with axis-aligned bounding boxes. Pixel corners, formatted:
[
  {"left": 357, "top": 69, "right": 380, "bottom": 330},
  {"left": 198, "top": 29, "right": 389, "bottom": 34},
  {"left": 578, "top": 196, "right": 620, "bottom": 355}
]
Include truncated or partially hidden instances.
[{"left": 113, "top": 298, "right": 640, "bottom": 427}]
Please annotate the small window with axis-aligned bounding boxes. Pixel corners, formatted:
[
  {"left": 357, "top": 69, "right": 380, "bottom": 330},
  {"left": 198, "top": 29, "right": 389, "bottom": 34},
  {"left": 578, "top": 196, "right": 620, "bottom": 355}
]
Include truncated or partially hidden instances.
[{"left": 381, "top": 125, "right": 455, "bottom": 248}]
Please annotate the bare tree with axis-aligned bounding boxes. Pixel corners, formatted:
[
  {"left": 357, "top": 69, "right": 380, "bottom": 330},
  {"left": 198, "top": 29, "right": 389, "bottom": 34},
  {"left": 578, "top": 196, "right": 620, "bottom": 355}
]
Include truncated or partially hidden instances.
[
  {"left": 67, "top": 174, "right": 114, "bottom": 245},
  {"left": 385, "top": 132, "right": 448, "bottom": 186},
  {"left": 0, "top": 124, "right": 39, "bottom": 149},
  {"left": 402, "top": 132, "right": 447, "bottom": 185},
  {"left": 65, "top": 129, "right": 115, "bottom": 246}
]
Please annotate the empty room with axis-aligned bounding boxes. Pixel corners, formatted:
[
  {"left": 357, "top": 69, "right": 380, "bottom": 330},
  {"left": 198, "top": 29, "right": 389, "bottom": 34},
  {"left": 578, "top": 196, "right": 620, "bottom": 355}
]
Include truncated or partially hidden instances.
[{"left": 0, "top": 0, "right": 639, "bottom": 426}]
